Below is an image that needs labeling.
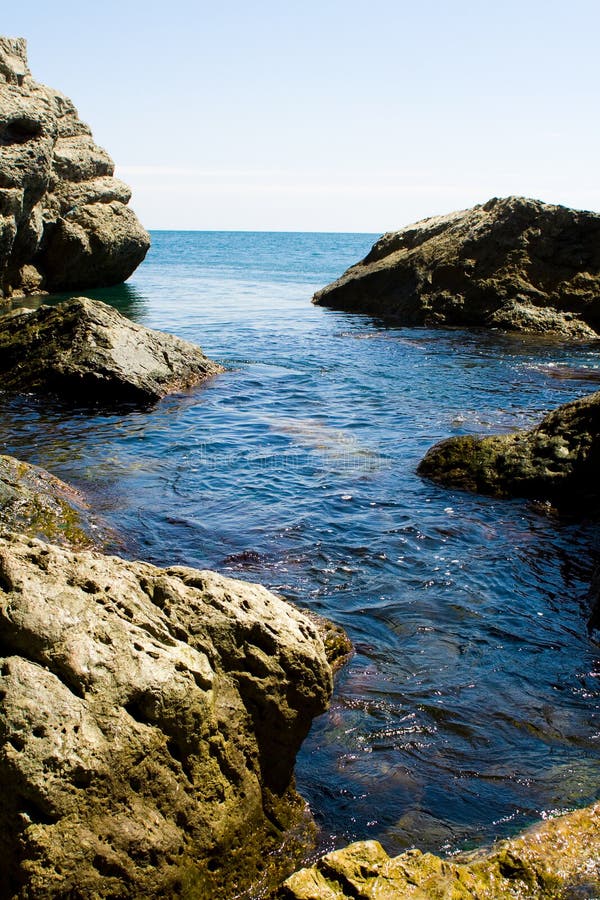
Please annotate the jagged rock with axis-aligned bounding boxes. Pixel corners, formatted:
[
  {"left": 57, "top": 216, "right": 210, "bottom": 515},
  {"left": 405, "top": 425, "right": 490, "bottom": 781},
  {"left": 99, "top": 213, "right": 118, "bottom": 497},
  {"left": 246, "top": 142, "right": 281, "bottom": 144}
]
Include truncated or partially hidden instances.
[
  {"left": 0, "top": 532, "right": 334, "bottom": 898},
  {"left": 314, "top": 197, "right": 600, "bottom": 338},
  {"left": 417, "top": 389, "right": 600, "bottom": 511},
  {"left": 0, "top": 454, "right": 103, "bottom": 548},
  {"left": 0, "top": 37, "right": 149, "bottom": 298},
  {"left": 277, "top": 802, "right": 600, "bottom": 898},
  {"left": 0, "top": 296, "right": 224, "bottom": 404}
]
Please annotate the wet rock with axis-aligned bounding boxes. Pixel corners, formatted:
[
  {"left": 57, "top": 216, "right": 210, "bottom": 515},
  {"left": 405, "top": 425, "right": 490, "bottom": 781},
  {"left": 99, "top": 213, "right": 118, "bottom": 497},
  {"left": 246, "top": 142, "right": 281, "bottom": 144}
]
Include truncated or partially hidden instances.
[
  {"left": 278, "top": 802, "right": 600, "bottom": 898},
  {"left": 417, "top": 389, "right": 600, "bottom": 510},
  {"left": 314, "top": 197, "right": 600, "bottom": 339},
  {"left": 0, "top": 454, "right": 102, "bottom": 548},
  {"left": 0, "top": 532, "right": 334, "bottom": 898},
  {"left": 0, "top": 296, "right": 224, "bottom": 405},
  {"left": 0, "top": 37, "right": 149, "bottom": 299}
]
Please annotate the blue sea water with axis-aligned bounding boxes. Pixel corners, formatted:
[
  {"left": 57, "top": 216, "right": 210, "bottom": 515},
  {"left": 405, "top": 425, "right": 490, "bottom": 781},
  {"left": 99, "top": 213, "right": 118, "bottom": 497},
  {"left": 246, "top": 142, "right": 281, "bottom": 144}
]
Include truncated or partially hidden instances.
[{"left": 3, "top": 231, "right": 600, "bottom": 859}]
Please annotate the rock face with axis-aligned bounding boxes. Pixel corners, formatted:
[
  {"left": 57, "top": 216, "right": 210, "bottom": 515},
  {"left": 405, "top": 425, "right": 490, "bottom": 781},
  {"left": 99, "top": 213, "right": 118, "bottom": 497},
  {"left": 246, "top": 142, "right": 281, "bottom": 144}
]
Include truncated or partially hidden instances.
[
  {"left": 0, "top": 454, "right": 103, "bottom": 548},
  {"left": 278, "top": 801, "right": 600, "bottom": 899},
  {"left": 313, "top": 197, "right": 600, "bottom": 338},
  {"left": 0, "top": 37, "right": 149, "bottom": 299},
  {"left": 417, "top": 389, "right": 600, "bottom": 510},
  {"left": 0, "top": 532, "right": 333, "bottom": 899},
  {"left": 0, "top": 296, "right": 224, "bottom": 404}
]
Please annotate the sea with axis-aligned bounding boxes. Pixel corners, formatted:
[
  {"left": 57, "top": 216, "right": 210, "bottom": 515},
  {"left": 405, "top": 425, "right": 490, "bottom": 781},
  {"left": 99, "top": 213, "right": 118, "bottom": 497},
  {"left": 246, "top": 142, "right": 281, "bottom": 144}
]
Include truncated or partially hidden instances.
[{"left": 3, "top": 230, "right": 600, "bottom": 858}]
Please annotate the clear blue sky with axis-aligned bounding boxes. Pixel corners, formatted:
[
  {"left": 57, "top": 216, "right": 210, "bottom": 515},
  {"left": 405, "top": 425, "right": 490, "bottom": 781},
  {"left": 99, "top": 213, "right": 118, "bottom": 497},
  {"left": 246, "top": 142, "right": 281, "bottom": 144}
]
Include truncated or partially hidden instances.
[{"left": 4, "top": 0, "right": 599, "bottom": 231}]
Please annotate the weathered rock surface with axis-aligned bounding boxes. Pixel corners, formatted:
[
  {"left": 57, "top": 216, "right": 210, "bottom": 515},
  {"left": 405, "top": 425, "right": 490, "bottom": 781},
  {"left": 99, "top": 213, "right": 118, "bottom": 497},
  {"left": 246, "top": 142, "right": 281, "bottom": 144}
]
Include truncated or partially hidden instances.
[
  {"left": 0, "top": 454, "right": 103, "bottom": 548},
  {"left": 278, "top": 801, "right": 600, "bottom": 898},
  {"left": 0, "top": 296, "right": 224, "bottom": 404},
  {"left": 0, "top": 37, "right": 149, "bottom": 298},
  {"left": 417, "top": 389, "right": 600, "bottom": 510},
  {"left": 313, "top": 197, "right": 600, "bottom": 338},
  {"left": 0, "top": 532, "right": 334, "bottom": 898}
]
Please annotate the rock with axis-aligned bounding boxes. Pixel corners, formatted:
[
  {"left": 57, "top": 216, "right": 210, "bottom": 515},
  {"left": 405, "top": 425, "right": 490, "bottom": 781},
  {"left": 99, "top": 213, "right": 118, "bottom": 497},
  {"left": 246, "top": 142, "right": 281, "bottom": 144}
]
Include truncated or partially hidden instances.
[
  {"left": 417, "top": 389, "right": 600, "bottom": 511},
  {"left": 0, "top": 453, "right": 104, "bottom": 548},
  {"left": 278, "top": 802, "right": 600, "bottom": 899},
  {"left": 0, "top": 37, "right": 149, "bottom": 298},
  {"left": 313, "top": 197, "right": 600, "bottom": 338},
  {"left": 0, "top": 296, "right": 224, "bottom": 404},
  {"left": 0, "top": 532, "right": 334, "bottom": 898}
]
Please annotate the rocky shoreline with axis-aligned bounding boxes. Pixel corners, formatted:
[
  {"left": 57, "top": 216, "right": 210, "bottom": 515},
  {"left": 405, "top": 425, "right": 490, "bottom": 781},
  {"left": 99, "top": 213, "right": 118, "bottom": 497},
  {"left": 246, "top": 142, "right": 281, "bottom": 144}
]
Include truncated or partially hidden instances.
[{"left": 1, "top": 35, "right": 599, "bottom": 900}]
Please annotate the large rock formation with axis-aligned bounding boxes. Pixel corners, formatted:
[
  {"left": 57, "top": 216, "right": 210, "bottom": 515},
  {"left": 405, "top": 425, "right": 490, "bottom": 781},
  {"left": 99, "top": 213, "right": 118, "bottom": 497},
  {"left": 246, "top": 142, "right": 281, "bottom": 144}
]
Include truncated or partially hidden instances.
[
  {"left": 418, "top": 389, "right": 600, "bottom": 511},
  {"left": 278, "top": 801, "right": 600, "bottom": 899},
  {"left": 314, "top": 197, "right": 600, "bottom": 338},
  {"left": 0, "top": 532, "right": 333, "bottom": 898},
  {"left": 0, "top": 37, "right": 149, "bottom": 299},
  {"left": 0, "top": 296, "right": 224, "bottom": 404}
]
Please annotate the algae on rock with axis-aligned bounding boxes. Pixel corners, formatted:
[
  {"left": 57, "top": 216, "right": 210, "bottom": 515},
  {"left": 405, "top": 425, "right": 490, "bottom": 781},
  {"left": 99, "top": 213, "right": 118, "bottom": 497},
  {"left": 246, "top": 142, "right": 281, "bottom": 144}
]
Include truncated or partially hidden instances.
[
  {"left": 418, "top": 388, "right": 600, "bottom": 512},
  {"left": 278, "top": 801, "right": 600, "bottom": 899},
  {"left": 314, "top": 197, "right": 600, "bottom": 339},
  {"left": 0, "top": 296, "right": 224, "bottom": 405},
  {"left": 0, "top": 453, "right": 104, "bottom": 548}
]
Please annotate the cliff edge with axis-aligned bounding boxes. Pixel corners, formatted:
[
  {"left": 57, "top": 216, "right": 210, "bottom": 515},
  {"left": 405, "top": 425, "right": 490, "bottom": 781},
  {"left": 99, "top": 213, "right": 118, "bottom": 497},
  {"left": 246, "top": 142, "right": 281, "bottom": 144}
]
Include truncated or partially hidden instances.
[{"left": 0, "top": 37, "right": 150, "bottom": 299}]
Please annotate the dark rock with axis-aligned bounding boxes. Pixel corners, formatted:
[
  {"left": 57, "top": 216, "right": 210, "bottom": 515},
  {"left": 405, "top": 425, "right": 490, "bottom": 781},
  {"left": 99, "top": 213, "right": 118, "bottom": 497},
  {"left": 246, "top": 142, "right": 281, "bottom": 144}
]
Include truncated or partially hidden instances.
[
  {"left": 0, "top": 296, "right": 224, "bottom": 405},
  {"left": 0, "top": 532, "right": 334, "bottom": 898},
  {"left": 314, "top": 197, "right": 600, "bottom": 339},
  {"left": 0, "top": 37, "right": 149, "bottom": 299},
  {"left": 417, "top": 390, "right": 600, "bottom": 511}
]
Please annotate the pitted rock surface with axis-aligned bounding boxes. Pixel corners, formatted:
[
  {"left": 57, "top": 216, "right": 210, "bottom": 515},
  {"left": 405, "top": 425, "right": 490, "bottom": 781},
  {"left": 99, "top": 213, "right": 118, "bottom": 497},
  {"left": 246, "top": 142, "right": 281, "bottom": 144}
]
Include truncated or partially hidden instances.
[
  {"left": 0, "top": 37, "right": 149, "bottom": 299},
  {"left": 0, "top": 532, "right": 333, "bottom": 898}
]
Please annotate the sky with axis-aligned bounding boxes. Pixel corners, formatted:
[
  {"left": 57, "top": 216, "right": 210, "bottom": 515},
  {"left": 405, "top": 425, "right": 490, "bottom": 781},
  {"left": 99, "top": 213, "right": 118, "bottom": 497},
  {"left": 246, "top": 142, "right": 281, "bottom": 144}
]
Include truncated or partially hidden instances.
[{"left": 3, "top": 0, "right": 600, "bottom": 231}]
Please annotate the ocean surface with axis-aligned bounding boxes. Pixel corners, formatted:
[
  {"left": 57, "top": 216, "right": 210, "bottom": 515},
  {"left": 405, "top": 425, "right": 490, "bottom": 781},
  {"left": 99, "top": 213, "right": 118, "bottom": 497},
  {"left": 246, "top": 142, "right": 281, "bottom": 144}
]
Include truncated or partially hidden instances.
[{"left": 3, "top": 231, "right": 600, "bottom": 859}]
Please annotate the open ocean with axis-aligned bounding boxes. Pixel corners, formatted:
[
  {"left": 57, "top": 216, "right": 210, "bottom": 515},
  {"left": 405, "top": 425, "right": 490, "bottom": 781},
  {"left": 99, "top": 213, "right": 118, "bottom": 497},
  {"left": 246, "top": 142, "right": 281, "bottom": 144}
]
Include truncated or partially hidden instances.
[{"left": 3, "top": 230, "right": 600, "bottom": 858}]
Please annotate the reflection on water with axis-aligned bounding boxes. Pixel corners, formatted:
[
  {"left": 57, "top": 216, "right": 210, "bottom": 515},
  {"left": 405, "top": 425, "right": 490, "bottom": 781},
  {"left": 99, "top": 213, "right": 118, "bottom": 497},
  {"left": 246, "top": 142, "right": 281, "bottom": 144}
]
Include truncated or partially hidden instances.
[
  {"left": 1, "top": 231, "right": 599, "bottom": 858},
  {"left": 10, "top": 281, "right": 148, "bottom": 319}
]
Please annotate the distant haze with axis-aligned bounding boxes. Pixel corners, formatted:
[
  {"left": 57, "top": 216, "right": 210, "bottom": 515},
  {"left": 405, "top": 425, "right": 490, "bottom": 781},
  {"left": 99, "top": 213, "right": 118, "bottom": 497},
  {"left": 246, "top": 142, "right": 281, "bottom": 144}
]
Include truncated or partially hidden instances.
[{"left": 5, "top": 0, "right": 599, "bottom": 231}]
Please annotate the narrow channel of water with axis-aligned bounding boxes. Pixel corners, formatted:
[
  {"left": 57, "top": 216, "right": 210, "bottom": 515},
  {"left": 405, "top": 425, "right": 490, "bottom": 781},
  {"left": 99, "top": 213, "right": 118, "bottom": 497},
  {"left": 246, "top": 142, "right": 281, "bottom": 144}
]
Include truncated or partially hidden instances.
[{"left": 2, "top": 231, "right": 599, "bottom": 857}]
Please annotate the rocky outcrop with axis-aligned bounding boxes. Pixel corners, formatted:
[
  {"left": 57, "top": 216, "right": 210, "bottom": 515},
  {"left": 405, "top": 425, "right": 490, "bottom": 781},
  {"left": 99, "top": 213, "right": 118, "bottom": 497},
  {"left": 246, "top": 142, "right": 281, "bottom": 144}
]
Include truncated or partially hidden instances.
[
  {"left": 0, "top": 296, "right": 224, "bottom": 404},
  {"left": 313, "top": 197, "right": 600, "bottom": 338},
  {"left": 417, "top": 389, "right": 600, "bottom": 511},
  {"left": 0, "top": 454, "right": 104, "bottom": 548},
  {"left": 0, "top": 37, "right": 149, "bottom": 299},
  {"left": 278, "top": 801, "right": 600, "bottom": 899},
  {"left": 0, "top": 532, "right": 334, "bottom": 899}
]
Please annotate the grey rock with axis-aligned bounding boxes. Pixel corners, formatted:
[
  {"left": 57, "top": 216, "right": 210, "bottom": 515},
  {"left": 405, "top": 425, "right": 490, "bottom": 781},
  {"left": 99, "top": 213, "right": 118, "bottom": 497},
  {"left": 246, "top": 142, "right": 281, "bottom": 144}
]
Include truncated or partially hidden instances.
[
  {"left": 0, "top": 296, "right": 224, "bottom": 405},
  {"left": 417, "top": 390, "right": 600, "bottom": 511},
  {"left": 314, "top": 197, "right": 600, "bottom": 339},
  {"left": 0, "top": 37, "right": 149, "bottom": 298},
  {"left": 0, "top": 532, "right": 333, "bottom": 898}
]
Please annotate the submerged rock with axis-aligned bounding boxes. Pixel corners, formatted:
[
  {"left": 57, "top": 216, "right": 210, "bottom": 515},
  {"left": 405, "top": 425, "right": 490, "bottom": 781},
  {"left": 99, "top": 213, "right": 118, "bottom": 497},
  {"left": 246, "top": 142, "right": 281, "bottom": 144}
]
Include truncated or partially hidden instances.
[
  {"left": 314, "top": 197, "right": 600, "bottom": 338},
  {"left": 0, "top": 37, "right": 149, "bottom": 299},
  {"left": 0, "top": 296, "right": 224, "bottom": 404},
  {"left": 0, "top": 532, "right": 334, "bottom": 898},
  {"left": 417, "top": 389, "right": 600, "bottom": 511},
  {"left": 278, "top": 801, "right": 600, "bottom": 898},
  {"left": 0, "top": 453, "right": 103, "bottom": 548}
]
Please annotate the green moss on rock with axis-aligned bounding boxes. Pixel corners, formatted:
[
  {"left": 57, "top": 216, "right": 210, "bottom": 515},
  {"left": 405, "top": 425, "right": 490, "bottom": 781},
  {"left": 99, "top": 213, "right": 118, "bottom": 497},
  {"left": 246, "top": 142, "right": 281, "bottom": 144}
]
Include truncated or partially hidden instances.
[
  {"left": 418, "top": 389, "right": 600, "bottom": 512},
  {"left": 278, "top": 802, "right": 600, "bottom": 899}
]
